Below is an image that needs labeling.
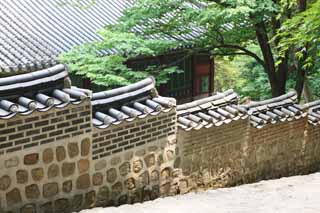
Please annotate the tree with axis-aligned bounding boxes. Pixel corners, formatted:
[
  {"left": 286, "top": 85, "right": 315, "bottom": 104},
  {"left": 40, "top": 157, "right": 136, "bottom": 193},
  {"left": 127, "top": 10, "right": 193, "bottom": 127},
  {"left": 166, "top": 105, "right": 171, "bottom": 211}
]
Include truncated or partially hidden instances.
[
  {"left": 276, "top": 0, "right": 320, "bottom": 101},
  {"left": 61, "top": 0, "right": 318, "bottom": 97}
]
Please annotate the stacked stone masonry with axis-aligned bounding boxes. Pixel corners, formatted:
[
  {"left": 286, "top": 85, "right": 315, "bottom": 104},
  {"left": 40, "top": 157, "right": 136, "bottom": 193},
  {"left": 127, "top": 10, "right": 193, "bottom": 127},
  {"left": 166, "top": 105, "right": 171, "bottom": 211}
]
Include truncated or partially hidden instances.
[{"left": 1, "top": 72, "right": 320, "bottom": 212}]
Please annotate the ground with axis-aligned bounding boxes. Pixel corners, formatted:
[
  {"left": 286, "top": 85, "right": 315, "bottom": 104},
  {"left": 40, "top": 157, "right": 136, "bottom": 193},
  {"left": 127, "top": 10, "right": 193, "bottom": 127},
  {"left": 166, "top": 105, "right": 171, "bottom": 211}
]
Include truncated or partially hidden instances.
[{"left": 80, "top": 173, "right": 320, "bottom": 213}]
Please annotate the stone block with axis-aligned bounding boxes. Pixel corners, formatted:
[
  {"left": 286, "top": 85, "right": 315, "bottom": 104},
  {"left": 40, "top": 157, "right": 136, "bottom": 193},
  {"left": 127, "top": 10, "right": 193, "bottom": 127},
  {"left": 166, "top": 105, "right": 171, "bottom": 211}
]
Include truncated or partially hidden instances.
[
  {"left": 56, "top": 146, "right": 66, "bottom": 162},
  {"left": 43, "top": 183, "right": 59, "bottom": 198},
  {"left": 125, "top": 178, "right": 136, "bottom": 190},
  {"left": 54, "top": 198, "right": 70, "bottom": 213},
  {"left": 31, "top": 168, "right": 44, "bottom": 181},
  {"left": 17, "top": 170, "right": 28, "bottom": 184},
  {"left": 68, "top": 143, "right": 79, "bottom": 158},
  {"left": 106, "top": 168, "right": 117, "bottom": 183},
  {"left": 133, "top": 160, "right": 143, "bottom": 173},
  {"left": 78, "top": 159, "right": 90, "bottom": 173},
  {"left": 81, "top": 138, "right": 91, "bottom": 157},
  {"left": 62, "top": 162, "right": 75, "bottom": 177},
  {"left": 144, "top": 154, "right": 156, "bottom": 168},
  {"left": 96, "top": 186, "right": 109, "bottom": 207},
  {"left": 93, "top": 173, "right": 103, "bottom": 186},
  {"left": 5, "top": 156, "right": 19, "bottom": 168},
  {"left": 72, "top": 194, "right": 83, "bottom": 211},
  {"left": 94, "top": 160, "right": 107, "bottom": 171},
  {"left": 62, "top": 180, "right": 72, "bottom": 193},
  {"left": 0, "top": 175, "right": 11, "bottom": 191},
  {"left": 48, "top": 164, "right": 59, "bottom": 179},
  {"left": 85, "top": 191, "right": 96, "bottom": 208},
  {"left": 76, "top": 174, "right": 90, "bottom": 190},
  {"left": 111, "top": 182, "right": 122, "bottom": 198},
  {"left": 119, "top": 162, "right": 130, "bottom": 176},
  {"left": 25, "top": 184, "right": 40, "bottom": 199},
  {"left": 20, "top": 204, "right": 36, "bottom": 213},
  {"left": 43, "top": 148, "right": 54, "bottom": 164},
  {"left": 24, "top": 153, "right": 39, "bottom": 165},
  {"left": 6, "top": 188, "right": 21, "bottom": 206}
]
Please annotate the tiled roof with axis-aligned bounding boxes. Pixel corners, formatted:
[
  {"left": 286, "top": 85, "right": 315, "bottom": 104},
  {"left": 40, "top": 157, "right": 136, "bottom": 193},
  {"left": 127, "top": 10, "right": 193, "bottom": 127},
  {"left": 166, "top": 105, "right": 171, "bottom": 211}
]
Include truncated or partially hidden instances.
[
  {"left": 302, "top": 100, "right": 320, "bottom": 125},
  {"left": 177, "top": 90, "right": 248, "bottom": 131},
  {"left": 0, "top": 0, "right": 129, "bottom": 74},
  {"left": 0, "top": 64, "right": 89, "bottom": 119},
  {"left": 243, "top": 91, "right": 305, "bottom": 129},
  {"left": 92, "top": 77, "right": 176, "bottom": 128},
  {"left": 0, "top": 0, "right": 202, "bottom": 75}
]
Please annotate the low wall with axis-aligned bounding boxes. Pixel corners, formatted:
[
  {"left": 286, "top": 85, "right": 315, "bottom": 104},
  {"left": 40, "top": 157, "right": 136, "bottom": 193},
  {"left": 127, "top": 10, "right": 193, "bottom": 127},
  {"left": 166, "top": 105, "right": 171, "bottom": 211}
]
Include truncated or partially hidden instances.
[{"left": 1, "top": 97, "right": 320, "bottom": 212}]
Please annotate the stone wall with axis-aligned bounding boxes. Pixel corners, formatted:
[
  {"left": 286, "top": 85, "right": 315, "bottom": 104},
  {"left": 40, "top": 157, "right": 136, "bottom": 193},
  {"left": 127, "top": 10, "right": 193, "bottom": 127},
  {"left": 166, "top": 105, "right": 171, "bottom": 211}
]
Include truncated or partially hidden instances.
[
  {"left": 177, "top": 115, "right": 320, "bottom": 192},
  {"left": 177, "top": 118, "right": 250, "bottom": 192},
  {"left": 1, "top": 98, "right": 320, "bottom": 212},
  {"left": 304, "top": 124, "right": 320, "bottom": 172}
]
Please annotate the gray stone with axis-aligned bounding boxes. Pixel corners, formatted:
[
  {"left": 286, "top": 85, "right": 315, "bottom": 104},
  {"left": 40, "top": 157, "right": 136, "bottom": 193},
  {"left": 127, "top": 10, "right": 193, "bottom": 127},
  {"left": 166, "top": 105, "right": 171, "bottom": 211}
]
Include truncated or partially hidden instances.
[
  {"left": 78, "top": 159, "right": 90, "bottom": 173},
  {"left": 31, "top": 168, "right": 44, "bottom": 181},
  {"left": 111, "top": 182, "right": 123, "bottom": 198},
  {"left": 151, "top": 170, "right": 159, "bottom": 182},
  {"left": 133, "top": 160, "right": 143, "bottom": 173},
  {"left": 124, "top": 151, "right": 134, "bottom": 161},
  {"left": 56, "top": 146, "right": 66, "bottom": 162},
  {"left": 17, "top": 170, "right": 28, "bottom": 184},
  {"left": 0, "top": 175, "right": 11, "bottom": 191},
  {"left": 43, "top": 148, "right": 54, "bottom": 164},
  {"left": 148, "top": 146, "right": 158, "bottom": 152},
  {"left": 118, "top": 195, "right": 128, "bottom": 205},
  {"left": 138, "top": 171, "right": 149, "bottom": 186},
  {"left": 54, "top": 198, "right": 70, "bottom": 213},
  {"left": 63, "top": 180, "right": 72, "bottom": 193},
  {"left": 161, "top": 168, "right": 171, "bottom": 181},
  {"left": 72, "top": 194, "right": 83, "bottom": 211},
  {"left": 76, "top": 174, "right": 90, "bottom": 190},
  {"left": 135, "top": 149, "right": 146, "bottom": 157},
  {"left": 85, "top": 191, "right": 96, "bottom": 208},
  {"left": 151, "top": 185, "right": 160, "bottom": 200},
  {"left": 96, "top": 186, "right": 109, "bottom": 207},
  {"left": 93, "top": 173, "right": 103, "bottom": 186},
  {"left": 24, "top": 153, "right": 39, "bottom": 165},
  {"left": 62, "top": 162, "right": 75, "bottom": 177},
  {"left": 25, "top": 184, "right": 40, "bottom": 199},
  {"left": 94, "top": 160, "right": 107, "bottom": 171},
  {"left": 110, "top": 156, "right": 121, "bottom": 166},
  {"left": 5, "top": 156, "right": 19, "bottom": 168},
  {"left": 68, "top": 143, "right": 79, "bottom": 158},
  {"left": 21, "top": 204, "right": 36, "bottom": 213},
  {"left": 119, "top": 162, "right": 130, "bottom": 176},
  {"left": 81, "top": 138, "right": 91, "bottom": 157},
  {"left": 144, "top": 154, "right": 156, "bottom": 167},
  {"left": 125, "top": 178, "right": 136, "bottom": 190},
  {"left": 43, "top": 182, "right": 59, "bottom": 198},
  {"left": 6, "top": 188, "right": 21, "bottom": 206},
  {"left": 106, "top": 168, "right": 117, "bottom": 183},
  {"left": 40, "top": 202, "right": 53, "bottom": 213},
  {"left": 48, "top": 164, "right": 59, "bottom": 178}
]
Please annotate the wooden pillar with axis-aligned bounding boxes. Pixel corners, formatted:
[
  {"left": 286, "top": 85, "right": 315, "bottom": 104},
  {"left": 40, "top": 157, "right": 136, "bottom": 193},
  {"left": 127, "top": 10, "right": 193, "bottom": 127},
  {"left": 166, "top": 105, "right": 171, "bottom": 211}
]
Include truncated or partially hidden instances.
[
  {"left": 209, "top": 56, "right": 215, "bottom": 96},
  {"left": 191, "top": 54, "right": 196, "bottom": 101}
]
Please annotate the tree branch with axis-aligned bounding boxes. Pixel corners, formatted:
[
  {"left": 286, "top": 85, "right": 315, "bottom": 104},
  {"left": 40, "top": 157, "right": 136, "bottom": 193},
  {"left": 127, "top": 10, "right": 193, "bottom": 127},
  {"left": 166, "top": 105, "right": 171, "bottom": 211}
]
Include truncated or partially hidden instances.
[{"left": 214, "top": 44, "right": 266, "bottom": 67}]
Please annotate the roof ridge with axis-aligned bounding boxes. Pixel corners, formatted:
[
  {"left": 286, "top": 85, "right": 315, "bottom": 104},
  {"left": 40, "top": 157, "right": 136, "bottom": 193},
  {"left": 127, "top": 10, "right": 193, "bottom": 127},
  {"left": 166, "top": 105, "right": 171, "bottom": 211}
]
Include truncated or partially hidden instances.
[
  {"left": 243, "top": 90, "right": 297, "bottom": 109},
  {"left": 177, "top": 89, "right": 237, "bottom": 111}
]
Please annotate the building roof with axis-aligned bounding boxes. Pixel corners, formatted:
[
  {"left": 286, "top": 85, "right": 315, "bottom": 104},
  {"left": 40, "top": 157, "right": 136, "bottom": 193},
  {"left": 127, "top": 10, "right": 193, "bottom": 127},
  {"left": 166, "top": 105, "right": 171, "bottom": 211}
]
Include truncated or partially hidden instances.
[
  {"left": 92, "top": 77, "right": 176, "bottom": 129},
  {"left": 0, "top": 0, "right": 129, "bottom": 74},
  {"left": 242, "top": 91, "right": 305, "bottom": 129},
  {"left": 0, "top": 64, "right": 89, "bottom": 119},
  {"left": 176, "top": 90, "right": 248, "bottom": 131},
  {"left": 0, "top": 0, "right": 202, "bottom": 76},
  {"left": 302, "top": 100, "right": 320, "bottom": 125}
]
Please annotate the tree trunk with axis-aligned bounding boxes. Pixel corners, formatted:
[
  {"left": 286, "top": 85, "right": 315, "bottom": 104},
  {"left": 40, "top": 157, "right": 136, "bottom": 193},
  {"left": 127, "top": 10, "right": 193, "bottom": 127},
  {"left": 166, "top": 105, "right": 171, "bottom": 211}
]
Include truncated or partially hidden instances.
[
  {"left": 295, "top": 0, "right": 308, "bottom": 101},
  {"left": 302, "top": 77, "right": 313, "bottom": 102},
  {"left": 255, "top": 21, "right": 286, "bottom": 97}
]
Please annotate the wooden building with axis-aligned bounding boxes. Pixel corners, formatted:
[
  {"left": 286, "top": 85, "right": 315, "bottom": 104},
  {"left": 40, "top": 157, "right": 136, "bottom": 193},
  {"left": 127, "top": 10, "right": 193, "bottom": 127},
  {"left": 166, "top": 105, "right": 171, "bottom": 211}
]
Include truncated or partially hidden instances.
[{"left": 0, "top": 0, "right": 214, "bottom": 102}]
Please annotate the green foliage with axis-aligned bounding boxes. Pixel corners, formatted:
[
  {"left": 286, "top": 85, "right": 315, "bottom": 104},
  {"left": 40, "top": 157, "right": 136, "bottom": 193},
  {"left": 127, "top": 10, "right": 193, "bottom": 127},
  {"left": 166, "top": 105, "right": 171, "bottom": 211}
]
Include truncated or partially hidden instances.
[
  {"left": 276, "top": 0, "right": 320, "bottom": 68},
  {"left": 60, "top": 29, "right": 181, "bottom": 87}
]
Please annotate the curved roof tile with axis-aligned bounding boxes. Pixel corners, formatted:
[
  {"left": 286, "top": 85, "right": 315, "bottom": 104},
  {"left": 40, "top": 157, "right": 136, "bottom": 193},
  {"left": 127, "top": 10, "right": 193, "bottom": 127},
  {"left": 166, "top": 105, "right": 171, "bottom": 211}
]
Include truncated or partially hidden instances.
[
  {"left": 242, "top": 91, "right": 306, "bottom": 128},
  {"left": 177, "top": 90, "right": 247, "bottom": 131},
  {"left": 92, "top": 77, "right": 176, "bottom": 128}
]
